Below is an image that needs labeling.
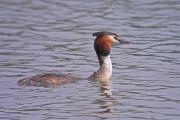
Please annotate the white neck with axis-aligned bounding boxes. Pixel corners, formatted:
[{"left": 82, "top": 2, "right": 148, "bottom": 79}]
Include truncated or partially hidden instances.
[
  {"left": 99, "top": 55, "right": 112, "bottom": 79},
  {"left": 88, "top": 55, "right": 112, "bottom": 81}
]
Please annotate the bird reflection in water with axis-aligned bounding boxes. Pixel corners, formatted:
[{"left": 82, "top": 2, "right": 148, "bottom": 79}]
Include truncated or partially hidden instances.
[
  {"left": 99, "top": 79, "right": 114, "bottom": 99},
  {"left": 94, "top": 79, "right": 117, "bottom": 113}
]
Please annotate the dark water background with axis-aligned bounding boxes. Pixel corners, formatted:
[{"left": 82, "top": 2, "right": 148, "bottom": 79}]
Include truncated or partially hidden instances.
[{"left": 0, "top": 0, "right": 180, "bottom": 119}]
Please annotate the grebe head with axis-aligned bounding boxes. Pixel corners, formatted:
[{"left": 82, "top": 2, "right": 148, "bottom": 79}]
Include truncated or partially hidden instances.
[{"left": 93, "top": 31, "right": 129, "bottom": 65}]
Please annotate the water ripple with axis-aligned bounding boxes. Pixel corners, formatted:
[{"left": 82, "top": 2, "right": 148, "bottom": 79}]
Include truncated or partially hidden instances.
[{"left": 0, "top": 0, "right": 180, "bottom": 119}]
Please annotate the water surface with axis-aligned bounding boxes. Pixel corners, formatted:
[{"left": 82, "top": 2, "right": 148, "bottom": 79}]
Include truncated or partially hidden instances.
[{"left": 0, "top": 0, "right": 180, "bottom": 119}]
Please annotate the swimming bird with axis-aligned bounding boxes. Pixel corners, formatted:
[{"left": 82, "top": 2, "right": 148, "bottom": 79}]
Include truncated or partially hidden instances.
[{"left": 18, "top": 32, "right": 129, "bottom": 87}]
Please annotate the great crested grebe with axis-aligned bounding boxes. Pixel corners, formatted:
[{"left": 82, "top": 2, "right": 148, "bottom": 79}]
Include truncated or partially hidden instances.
[{"left": 18, "top": 32, "right": 129, "bottom": 87}]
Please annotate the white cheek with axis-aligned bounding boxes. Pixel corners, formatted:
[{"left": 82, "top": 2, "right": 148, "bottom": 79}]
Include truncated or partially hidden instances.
[
  {"left": 113, "top": 39, "right": 119, "bottom": 43},
  {"left": 109, "top": 36, "right": 119, "bottom": 43}
]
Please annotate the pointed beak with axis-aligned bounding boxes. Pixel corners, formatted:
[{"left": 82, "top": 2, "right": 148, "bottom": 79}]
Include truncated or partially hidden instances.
[{"left": 116, "top": 37, "right": 130, "bottom": 44}]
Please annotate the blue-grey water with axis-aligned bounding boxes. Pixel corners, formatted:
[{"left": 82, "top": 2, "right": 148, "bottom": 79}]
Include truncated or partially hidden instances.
[{"left": 0, "top": 0, "right": 180, "bottom": 120}]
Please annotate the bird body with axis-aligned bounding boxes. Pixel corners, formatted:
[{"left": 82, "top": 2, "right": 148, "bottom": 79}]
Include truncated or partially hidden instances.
[{"left": 18, "top": 32, "right": 129, "bottom": 87}]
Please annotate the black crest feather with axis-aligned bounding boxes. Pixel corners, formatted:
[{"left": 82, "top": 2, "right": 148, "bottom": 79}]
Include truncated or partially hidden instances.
[{"left": 92, "top": 31, "right": 118, "bottom": 37}]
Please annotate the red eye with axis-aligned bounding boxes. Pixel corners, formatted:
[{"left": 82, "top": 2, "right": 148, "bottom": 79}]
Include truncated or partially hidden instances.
[{"left": 114, "top": 36, "right": 119, "bottom": 40}]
